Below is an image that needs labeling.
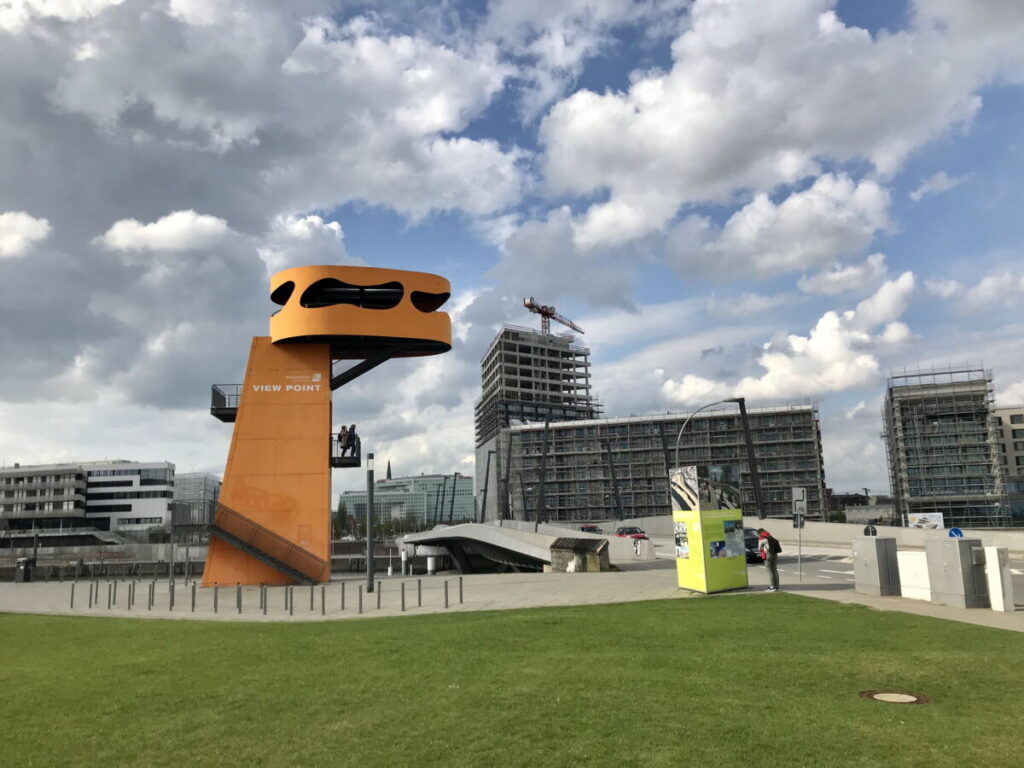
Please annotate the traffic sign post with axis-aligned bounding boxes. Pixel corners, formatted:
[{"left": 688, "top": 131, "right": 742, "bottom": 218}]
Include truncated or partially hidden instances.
[{"left": 792, "top": 488, "right": 806, "bottom": 581}]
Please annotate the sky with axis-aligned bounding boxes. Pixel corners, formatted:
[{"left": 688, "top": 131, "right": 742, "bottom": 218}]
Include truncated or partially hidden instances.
[{"left": 2, "top": 0, "right": 1024, "bottom": 497}]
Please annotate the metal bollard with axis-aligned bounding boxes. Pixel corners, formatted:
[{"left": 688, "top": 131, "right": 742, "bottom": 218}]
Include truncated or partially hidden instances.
[
  {"left": 310, "top": 583, "right": 315, "bottom": 611},
  {"left": 259, "top": 584, "right": 264, "bottom": 611},
  {"left": 88, "top": 582, "right": 93, "bottom": 609},
  {"left": 70, "top": 583, "right": 75, "bottom": 609},
  {"left": 94, "top": 579, "right": 99, "bottom": 606},
  {"left": 358, "top": 584, "right": 363, "bottom": 614},
  {"left": 376, "top": 583, "right": 381, "bottom": 610},
  {"left": 263, "top": 586, "right": 267, "bottom": 616},
  {"left": 289, "top": 587, "right": 294, "bottom": 616},
  {"left": 191, "top": 582, "right": 197, "bottom": 613},
  {"left": 444, "top": 580, "right": 449, "bottom": 609},
  {"left": 321, "top": 585, "right": 325, "bottom": 616},
  {"left": 107, "top": 582, "right": 112, "bottom": 610},
  {"left": 401, "top": 581, "right": 406, "bottom": 612},
  {"left": 169, "top": 582, "right": 175, "bottom": 612},
  {"left": 214, "top": 583, "right": 219, "bottom": 613},
  {"left": 113, "top": 580, "right": 118, "bottom": 606},
  {"left": 418, "top": 578, "right": 422, "bottom": 608},
  {"left": 341, "top": 582, "right": 345, "bottom": 611},
  {"left": 459, "top": 576, "right": 463, "bottom": 604},
  {"left": 237, "top": 583, "right": 242, "bottom": 615}
]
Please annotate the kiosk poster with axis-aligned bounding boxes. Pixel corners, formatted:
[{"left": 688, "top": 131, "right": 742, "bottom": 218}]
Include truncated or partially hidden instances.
[
  {"left": 723, "top": 520, "right": 745, "bottom": 557},
  {"left": 669, "top": 466, "right": 700, "bottom": 512},
  {"left": 674, "top": 521, "right": 690, "bottom": 559},
  {"left": 670, "top": 464, "right": 742, "bottom": 512}
]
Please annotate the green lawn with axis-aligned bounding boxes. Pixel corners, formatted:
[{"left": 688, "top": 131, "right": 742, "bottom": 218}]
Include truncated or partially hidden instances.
[{"left": 1, "top": 595, "right": 1021, "bottom": 767}]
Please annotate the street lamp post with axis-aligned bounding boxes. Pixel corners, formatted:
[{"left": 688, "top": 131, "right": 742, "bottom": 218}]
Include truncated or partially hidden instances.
[
  {"left": 366, "top": 452, "right": 375, "bottom": 594},
  {"left": 672, "top": 396, "right": 766, "bottom": 520}
]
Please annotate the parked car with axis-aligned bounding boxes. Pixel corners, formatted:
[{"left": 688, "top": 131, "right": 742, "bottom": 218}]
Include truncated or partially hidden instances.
[
  {"left": 744, "top": 527, "right": 762, "bottom": 563},
  {"left": 615, "top": 526, "right": 648, "bottom": 540},
  {"left": 579, "top": 524, "right": 603, "bottom": 534}
]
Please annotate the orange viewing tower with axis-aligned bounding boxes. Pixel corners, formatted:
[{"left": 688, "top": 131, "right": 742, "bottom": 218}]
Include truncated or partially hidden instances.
[{"left": 203, "top": 266, "right": 451, "bottom": 586}]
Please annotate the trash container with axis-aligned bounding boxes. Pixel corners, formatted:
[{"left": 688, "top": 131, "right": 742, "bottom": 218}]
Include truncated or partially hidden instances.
[{"left": 15, "top": 557, "right": 34, "bottom": 583}]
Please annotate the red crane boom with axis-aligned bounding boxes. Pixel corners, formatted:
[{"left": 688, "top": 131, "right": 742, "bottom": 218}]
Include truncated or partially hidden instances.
[{"left": 523, "top": 297, "right": 584, "bottom": 335}]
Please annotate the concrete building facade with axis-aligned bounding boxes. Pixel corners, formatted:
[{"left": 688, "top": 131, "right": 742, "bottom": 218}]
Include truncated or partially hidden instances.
[
  {"left": 0, "top": 460, "right": 177, "bottom": 551},
  {"left": 883, "top": 365, "right": 1007, "bottom": 529},
  {"left": 485, "top": 404, "right": 826, "bottom": 523},
  {"left": 342, "top": 473, "right": 474, "bottom": 531}
]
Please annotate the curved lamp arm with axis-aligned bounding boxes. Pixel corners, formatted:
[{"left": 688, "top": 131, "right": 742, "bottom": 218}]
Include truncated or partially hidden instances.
[{"left": 673, "top": 398, "right": 741, "bottom": 471}]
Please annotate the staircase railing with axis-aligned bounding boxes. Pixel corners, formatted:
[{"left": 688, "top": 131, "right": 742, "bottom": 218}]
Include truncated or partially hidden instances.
[{"left": 212, "top": 503, "right": 329, "bottom": 582}]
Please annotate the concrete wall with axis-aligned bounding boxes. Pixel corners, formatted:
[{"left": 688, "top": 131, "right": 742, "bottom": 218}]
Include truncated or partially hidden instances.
[{"left": 742, "top": 517, "right": 1024, "bottom": 555}]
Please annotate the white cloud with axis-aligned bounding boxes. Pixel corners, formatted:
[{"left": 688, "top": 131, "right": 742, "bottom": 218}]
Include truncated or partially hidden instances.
[
  {"left": 96, "top": 210, "right": 231, "bottom": 252},
  {"left": 0, "top": 211, "right": 51, "bottom": 258},
  {"left": 925, "top": 268, "right": 1024, "bottom": 313},
  {"left": 256, "top": 214, "right": 353, "bottom": 274},
  {"left": 666, "top": 175, "right": 891, "bottom": 278},
  {"left": 925, "top": 278, "right": 962, "bottom": 299},
  {"left": 999, "top": 381, "right": 1024, "bottom": 406},
  {"left": 541, "top": 0, "right": 1024, "bottom": 250},
  {"left": 660, "top": 272, "right": 917, "bottom": 402},
  {"left": 661, "top": 374, "right": 731, "bottom": 405},
  {"left": 706, "top": 292, "right": 795, "bottom": 318},
  {"left": 0, "top": 0, "right": 123, "bottom": 32},
  {"left": 798, "top": 253, "right": 889, "bottom": 295},
  {"left": 909, "top": 171, "right": 964, "bottom": 201}
]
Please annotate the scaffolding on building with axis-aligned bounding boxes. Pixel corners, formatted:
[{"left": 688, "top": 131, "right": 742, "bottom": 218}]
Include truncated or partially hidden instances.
[
  {"left": 497, "top": 404, "right": 826, "bottom": 523},
  {"left": 882, "top": 363, "right": 1008, "bottom": 528}
]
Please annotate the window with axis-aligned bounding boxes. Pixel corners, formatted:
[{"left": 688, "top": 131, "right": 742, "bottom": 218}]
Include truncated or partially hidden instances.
[
  {"left": 1013, "top": 430, "right": 1024, "bottom": 439},
  {"left": 1012, "top": 414, "right": 1024, "bottom": 424}
]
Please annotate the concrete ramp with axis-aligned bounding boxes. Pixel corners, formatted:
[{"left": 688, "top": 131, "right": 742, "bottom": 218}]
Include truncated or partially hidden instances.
[{"left": 404, "top": 524, "right": 557, "bottom": 573}]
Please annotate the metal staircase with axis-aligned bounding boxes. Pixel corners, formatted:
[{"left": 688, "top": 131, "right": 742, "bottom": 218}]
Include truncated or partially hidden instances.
[{"left": 207, "top": 504, "right": 329, "bottom": 584}]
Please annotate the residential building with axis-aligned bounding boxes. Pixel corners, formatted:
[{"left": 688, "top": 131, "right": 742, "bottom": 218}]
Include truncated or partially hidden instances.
[
  {"left": 0, "top": 460, "right": 176, "bottom": 549},
  {"left": 487, "top": 404, "right": 826, "bottom": 523},
  {"left": 342, "top": 473, "right": 474, "bottom": 531},
  {"left": 993, "top": 405, "right": 1024, "bottom": 525},
  {"left": 882, "top": 365, "right": 1007, "bottom": 529}
]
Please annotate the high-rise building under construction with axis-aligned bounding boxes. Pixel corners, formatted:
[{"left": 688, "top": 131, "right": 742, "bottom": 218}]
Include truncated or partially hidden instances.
[
  {"left": 882, "top": 364, "right": 1007, "bottom": 528},
  {"left": 474, "top": 325, "right": 601, "bottom": 447}
]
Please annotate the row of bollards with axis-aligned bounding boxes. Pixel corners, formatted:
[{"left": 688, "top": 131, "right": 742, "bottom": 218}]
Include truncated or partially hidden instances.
[{"left": 66, "top": 576, "right": 465, "bottom": 617}]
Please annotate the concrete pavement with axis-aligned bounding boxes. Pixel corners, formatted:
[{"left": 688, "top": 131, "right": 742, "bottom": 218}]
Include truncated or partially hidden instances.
[{"left": 2, "top": 552, "right": 1023, "bottom": 633}]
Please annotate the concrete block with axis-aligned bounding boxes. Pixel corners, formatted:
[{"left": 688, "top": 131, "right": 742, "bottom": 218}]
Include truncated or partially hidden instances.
[
  {"left": 853, "top": 537, "right": 900, "bottom": 596},
  {"left": 925, "top": 538, "right": 990, "bottom": 609}
]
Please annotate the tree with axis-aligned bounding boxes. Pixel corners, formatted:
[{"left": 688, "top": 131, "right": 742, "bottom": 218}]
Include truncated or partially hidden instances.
[{"left": 333, "top": 499, "right": 349, "bottom": 539}]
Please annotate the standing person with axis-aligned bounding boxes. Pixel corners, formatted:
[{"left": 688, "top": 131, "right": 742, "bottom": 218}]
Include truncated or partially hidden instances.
[
  {"left": 346, "top": 424, "right": 358, "bottom": 457},
  {"left": 863, "top": 519, "right": 878, "bottom": 536},
  {"left": 337, "top": 426, "right": 349, "bottom": 456},
  {"left": 758, "top": 528, "right": 781, "bottom": 592}
]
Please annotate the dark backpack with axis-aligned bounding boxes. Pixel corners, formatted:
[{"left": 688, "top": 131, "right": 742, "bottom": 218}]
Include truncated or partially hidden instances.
[{"left": 768, "top": 536, "right": 782, "bottom": 555}]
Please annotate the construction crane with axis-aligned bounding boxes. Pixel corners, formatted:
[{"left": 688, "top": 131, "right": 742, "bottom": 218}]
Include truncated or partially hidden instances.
[{"left": 523, "top": 297, "right": 584, "bottom": 335}]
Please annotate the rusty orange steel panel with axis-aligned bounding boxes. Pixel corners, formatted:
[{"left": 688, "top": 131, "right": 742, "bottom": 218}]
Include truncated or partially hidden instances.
[
  {"left": 202, "top": 338, "right": 332, "bottom": 586},
  {"left": 269, "top": 265, "right": 451, "bottom": 359}
]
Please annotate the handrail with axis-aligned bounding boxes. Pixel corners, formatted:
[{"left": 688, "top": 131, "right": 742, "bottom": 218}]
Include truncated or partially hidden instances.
[
  {"left": 211, "top": 384, "right": 242, "bottom": 411},
  {"left": 212, "top": 503, "right": 329, "bottom": 582}
]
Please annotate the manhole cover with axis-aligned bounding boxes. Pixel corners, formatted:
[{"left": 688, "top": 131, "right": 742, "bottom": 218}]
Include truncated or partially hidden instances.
[{"left": 859, "top": 691, "right": 929, "bottom": 704}]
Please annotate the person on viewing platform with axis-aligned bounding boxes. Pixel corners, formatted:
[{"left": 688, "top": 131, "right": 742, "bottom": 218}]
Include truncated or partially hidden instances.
[
  {"left": 337, "top": 426, "right": 349, "bottom": 455},
  {"left": 345, "top": 424, "right": 358, "bottom": 457}
]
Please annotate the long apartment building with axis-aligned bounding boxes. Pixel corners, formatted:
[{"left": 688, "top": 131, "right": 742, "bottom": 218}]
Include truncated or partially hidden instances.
[
  {"left": 489, "top": 404, "right": 826, "bottom": 523},
  {"left": 883, "top": 365, "right": 1007, "bottom": 529},
  {"left": 0, "top": 460, "right": 176, "bottom": 542}
]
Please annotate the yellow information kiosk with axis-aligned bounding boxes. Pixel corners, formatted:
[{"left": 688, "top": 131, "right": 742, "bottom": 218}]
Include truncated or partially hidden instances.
[{"left": 670, "top": 465, "right": 748, "bottom": 593}]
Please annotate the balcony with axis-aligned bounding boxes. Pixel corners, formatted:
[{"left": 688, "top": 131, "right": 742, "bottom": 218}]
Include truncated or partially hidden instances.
[
  {"left": 331, "top": 433, "right": 361, "bottom": 468},
  {"left": 211, "top": 384, "right": 241, "bottom": 422}
]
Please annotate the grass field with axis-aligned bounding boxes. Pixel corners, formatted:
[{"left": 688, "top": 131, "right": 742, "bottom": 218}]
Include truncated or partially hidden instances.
[{"left": 2, "top": 594, "right": 1022, "bottom": 767}]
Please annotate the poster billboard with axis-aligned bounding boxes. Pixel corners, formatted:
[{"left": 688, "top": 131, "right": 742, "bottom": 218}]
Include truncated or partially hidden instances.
[{"left": 907, "top": 512, "right": 944, "bottom": 530}]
